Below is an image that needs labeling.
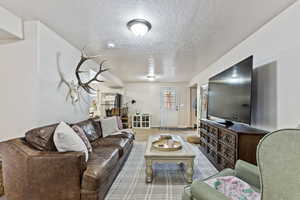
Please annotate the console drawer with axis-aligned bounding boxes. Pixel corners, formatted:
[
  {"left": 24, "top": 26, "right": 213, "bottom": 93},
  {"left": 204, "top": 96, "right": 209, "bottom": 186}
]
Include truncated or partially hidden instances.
[
  {"left": 219, "top": 129, "right": 236, "bottom": 147},
  {"left": 207, "top": 146, "right": 217, "bottom": 163},
  {"left": 200, "top": 131, "right": 208, "bottom": 143},
  {"left": 217, "top": 155, "right": 234, "bottom": 169},
  {"left": 208, "top": 126, "right": 218, "bottom": 138},
  {"left": 201, "top": 122, "right": 208, "bottom": 131},
  {"left": 219, "top": 143, "right": 235, "bottom": 162},
  {"left": 199, "top": 141, "right": 207, "bottom": 152},
  {"left": 208, "top": 137, "right": 218, "bottom": 150}
]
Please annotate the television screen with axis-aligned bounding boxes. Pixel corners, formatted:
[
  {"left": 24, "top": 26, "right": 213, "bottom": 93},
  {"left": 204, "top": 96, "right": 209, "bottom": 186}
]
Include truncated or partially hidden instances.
[{"left": 207, "top": 56, "right": 253, "bottom": 124}]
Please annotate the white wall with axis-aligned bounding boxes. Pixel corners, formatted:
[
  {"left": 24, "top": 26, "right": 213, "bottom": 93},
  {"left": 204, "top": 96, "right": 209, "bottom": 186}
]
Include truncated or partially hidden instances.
[
  {"left": 0, "top": 21, "right": 37, "bottom": 141},
  {"left": 190, "top": 1, "right": 300, "bottom": 130},
  {"left": 124, "top": 82, "right": 190, "bottom": 127},
  {"left": 36, "top": 22, "right": 90, "bottom": 124},
  {"left": 0, "top": 21, "right": 90, "bottom": 141},
  {"left": 0, "top": 6, "right": 23, "bottom": 40}
]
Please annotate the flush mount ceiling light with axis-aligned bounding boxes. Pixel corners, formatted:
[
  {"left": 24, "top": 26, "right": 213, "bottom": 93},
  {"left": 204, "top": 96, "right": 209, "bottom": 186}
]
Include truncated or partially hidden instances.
[
  {"left": 146, "top": 75, "right": 156, "bottom": 81},
  {"left": 107, "top": 42, "right": 115, "bottom": 48},
  {"left": 127, "top": 19, "right": 152, "bottom": 36}
]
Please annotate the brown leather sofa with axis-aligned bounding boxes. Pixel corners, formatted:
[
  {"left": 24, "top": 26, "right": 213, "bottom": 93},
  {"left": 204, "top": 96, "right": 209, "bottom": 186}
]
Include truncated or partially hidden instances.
[{"left": 0, "top": 118, "right": 134, "bottom": 200}]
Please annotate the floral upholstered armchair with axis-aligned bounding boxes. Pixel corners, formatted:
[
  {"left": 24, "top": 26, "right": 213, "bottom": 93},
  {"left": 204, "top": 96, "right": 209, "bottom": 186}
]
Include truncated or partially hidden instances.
[{"left": 182, "top": 129, "right": 300, "bottom": 200}]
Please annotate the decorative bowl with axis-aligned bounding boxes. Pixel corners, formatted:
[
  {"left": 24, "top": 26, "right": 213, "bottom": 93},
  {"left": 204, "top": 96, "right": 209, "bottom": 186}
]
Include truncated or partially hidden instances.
[{"left": 152, "top": 136, "right": 182, "bottom": 152}]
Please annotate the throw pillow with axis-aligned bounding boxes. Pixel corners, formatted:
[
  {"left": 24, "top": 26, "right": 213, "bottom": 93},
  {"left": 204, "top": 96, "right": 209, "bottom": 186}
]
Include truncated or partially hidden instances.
[
  {"left": 72, "top": 125, "right": 92, "bottom": 153},
  {"left": 116, "top": 116, "right": 123, "bottom": 130},
  {"left": 25, "top": 123, "right": 58, "bottom": 151},
  {"left": 54, "top": 122, "right": 89, "bottom": 161},
  {"left": 100, "top": 117, "right": 119, "bottom": 137},
  {"left": 204, "top": 176, "right": 261, "bottom": 200}
]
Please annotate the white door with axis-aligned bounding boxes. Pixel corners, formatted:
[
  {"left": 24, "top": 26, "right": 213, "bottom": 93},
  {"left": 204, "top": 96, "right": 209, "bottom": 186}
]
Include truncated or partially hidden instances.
[{"left": 160, "top": 87, "right": 179, "bottom": 128}]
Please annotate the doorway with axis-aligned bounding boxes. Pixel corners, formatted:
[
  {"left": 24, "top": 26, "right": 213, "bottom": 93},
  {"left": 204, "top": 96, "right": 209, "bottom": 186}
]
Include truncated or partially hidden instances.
[
  {"left": 160, "top": 87, "right": 179, "bottom": 128},
  {"left": 190, "top": 86, "right": 197, "bottom": 129}
]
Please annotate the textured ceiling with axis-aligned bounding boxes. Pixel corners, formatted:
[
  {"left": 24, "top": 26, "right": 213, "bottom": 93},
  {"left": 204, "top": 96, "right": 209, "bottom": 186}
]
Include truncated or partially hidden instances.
[{"left": 0, "top": 0, "right": 297, "bottom": 82}]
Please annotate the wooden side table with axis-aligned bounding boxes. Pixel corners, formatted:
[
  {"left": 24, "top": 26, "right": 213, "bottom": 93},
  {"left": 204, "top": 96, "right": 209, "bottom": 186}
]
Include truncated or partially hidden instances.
[{"left": 0, "top": 159, "right": 4, "bottom": 196}]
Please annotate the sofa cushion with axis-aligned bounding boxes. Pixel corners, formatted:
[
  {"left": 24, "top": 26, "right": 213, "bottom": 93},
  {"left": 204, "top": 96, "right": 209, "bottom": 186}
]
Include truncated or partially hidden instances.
[
  {"left": 91, "top": 137, "right": 131, "bottom": 157},
  {"left": 90, "top": 118, "right": 103, "bottom": 136},
  {"left": 106, "top": 131, "right": 135, "bottom": 141},
  {"left": 74, "top": 119, "right": 101, "bottom": 142},
  {"left": 100, "top": 117, "right": 119, "bottom": 137},
  {"left": 25, "top": 123, "right": 58, "bottom": 151},
  {"left": 72, "top": 125, "right": 92, "bottom": 153},
  {"left": 54, "top": 122, "right": 89, "bottom": 161},
  {"left": 81, "top": 147, "right": 119, "bottom": 191}
]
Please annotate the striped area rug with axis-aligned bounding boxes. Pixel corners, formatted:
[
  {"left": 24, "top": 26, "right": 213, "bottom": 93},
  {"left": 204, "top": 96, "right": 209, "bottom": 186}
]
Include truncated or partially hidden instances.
[{"left": 105, "top": 141, "right": 218, "bottom": 200}]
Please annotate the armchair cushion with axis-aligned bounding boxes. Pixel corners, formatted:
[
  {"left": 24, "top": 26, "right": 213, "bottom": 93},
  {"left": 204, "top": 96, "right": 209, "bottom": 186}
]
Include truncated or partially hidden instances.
[
  {"left": 189, "top": 168, "right": 260, "bottom": 200},
  {"left": 197, "top": 168, "right": 236, "bottom": 183},
  {"left": 187, "top": 169, "right": 235, "bottom": 200},
  {"left": 204, "top": 176, "right": 260, "bottom": 200},
  {"left": 191, "top": 181, "right": 230, "bottom": 200},
  {"left": 235, "top": 160, "right": 260, "bottom": 191}
]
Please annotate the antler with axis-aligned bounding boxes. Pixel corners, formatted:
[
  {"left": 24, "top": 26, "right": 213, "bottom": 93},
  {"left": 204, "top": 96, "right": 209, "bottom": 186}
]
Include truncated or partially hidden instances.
[
  {"left": 57, "top": 52, "right": 71, "bottom": 88},
  {"left": 75, "top": 48, "right": 108, "bottom": 94},
  {"left": 57, "top": 52, "right": 80, "bottom": 104}
]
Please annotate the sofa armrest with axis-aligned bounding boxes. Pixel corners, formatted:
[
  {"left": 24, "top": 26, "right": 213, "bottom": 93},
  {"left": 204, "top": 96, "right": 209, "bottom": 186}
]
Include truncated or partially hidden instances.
[
  {"left": 1, "top": 139, "right": 85, "bottom": 200},
  {"left": 235, "top": 160, "right": 260, "bottom": 190},
  {"left": 191, "top": 181, "right": 230, "bottom": 200}
]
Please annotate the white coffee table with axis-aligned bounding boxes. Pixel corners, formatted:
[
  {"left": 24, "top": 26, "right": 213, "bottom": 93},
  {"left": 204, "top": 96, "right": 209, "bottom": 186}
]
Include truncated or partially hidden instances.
[{"left": 144, "top": 135, "right": 196, "bottom": 183}]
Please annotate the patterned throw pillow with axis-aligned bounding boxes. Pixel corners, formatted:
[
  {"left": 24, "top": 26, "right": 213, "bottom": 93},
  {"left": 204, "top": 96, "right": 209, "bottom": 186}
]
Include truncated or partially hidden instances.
[
  {"left": 204, "top": 176, "right": 261, "bottom": 200},
  {"left": 116, "top": 116, "right": 123, "bottom": 130},
  {"left": 72, "top": 125, "right": 92, "bottom": 153}
]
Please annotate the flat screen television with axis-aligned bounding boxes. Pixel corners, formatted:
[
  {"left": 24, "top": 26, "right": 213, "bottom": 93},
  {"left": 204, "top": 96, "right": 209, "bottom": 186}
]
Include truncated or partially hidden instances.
[{"left": 207, "top": 56, "right": 253, "bottom": 125}]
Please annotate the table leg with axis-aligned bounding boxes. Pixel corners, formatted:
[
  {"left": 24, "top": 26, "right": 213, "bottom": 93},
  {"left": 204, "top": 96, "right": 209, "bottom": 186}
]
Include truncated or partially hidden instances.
[
  {"left": 186, "top": 159, "right": 194, "bottom": 183},
  {"left": 145, "top": 159, "right": 153, "bottom": 183}
]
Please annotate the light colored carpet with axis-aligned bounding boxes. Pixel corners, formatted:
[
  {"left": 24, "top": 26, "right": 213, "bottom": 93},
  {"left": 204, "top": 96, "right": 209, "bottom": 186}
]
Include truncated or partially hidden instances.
[
  {"left": 105, "top": 141, "right": 217, "bottom": 200},
  {"left": 133, "top": 128, "right": 197, "bottom": 142}
]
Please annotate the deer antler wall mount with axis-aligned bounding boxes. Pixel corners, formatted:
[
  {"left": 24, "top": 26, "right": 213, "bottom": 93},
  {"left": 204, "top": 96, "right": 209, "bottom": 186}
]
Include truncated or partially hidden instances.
[
  {"left": 57, "top": 48, "right": 108, "bottom": 104},
  {"left": 57, "top": 52, "right": 80, "bottom": 104},
  {"left": 75, "top": 48, "right": 109, "bottom": 94}
]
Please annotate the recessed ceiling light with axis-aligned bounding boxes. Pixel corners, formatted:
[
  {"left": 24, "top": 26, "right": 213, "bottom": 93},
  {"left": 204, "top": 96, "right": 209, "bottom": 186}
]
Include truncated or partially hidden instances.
[
  {"left": 127, "top": 19, "right": 152, "bottom": 37},
  {"left": 146, "top": 75, "right": 156, "bottom": 81},
  {"left": 107, "top": 42, "right": 115, "bottom": 48}
]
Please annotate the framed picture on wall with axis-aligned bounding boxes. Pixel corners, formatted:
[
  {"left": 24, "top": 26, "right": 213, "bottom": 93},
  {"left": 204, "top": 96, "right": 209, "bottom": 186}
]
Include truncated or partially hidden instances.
[{"left": 200, "top": 84, "right": 208, "bottom": 119}]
